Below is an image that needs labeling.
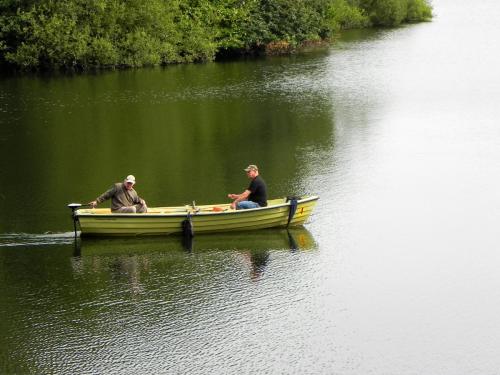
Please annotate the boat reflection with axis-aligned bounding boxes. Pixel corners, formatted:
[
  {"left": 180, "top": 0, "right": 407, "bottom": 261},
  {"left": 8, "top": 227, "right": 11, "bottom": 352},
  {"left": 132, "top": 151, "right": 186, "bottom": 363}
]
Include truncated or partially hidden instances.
[
  {"left": 74, "top": 227, "right": 316, "bottom": 256},
  {"left": 239, "top": 248, "right": 270, "bottom": 280},
  {"left": 71, "top": 227, "right": 316, "bottom": 286}
]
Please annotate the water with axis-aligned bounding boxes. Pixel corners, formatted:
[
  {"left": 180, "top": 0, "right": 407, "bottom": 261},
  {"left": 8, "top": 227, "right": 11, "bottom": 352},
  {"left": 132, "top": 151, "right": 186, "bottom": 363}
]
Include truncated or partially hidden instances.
[{"left": 1, "top": 0, "right": 500, "bottom": 373}]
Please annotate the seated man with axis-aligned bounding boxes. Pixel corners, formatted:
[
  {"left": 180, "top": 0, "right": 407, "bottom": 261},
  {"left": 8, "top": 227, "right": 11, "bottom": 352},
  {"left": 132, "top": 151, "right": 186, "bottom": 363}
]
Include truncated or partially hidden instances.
[
  {"left": 228, "top": 164, "right": 268, "bottom": 210},
  {"left": 89, "top": 175, "right": 148, "bottom": 213}
]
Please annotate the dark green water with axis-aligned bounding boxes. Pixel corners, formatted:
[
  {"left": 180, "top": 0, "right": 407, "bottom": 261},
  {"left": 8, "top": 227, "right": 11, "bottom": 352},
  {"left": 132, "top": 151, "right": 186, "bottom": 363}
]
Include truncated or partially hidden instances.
[
  {"left": 0, "top": 229, "right": 316, "bottom": 374},
  {"left": 0, "top": 54, "right": 333, "bottom": 233},
  {"left": 2, "top": 0, "right": 500, "bottom": 373}
]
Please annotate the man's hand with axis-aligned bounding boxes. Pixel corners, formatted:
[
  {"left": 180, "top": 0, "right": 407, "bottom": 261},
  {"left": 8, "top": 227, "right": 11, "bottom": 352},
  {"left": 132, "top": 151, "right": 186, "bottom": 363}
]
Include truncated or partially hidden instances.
[{"left": 89, "top": 201, "right": 97, "bottom": 208}]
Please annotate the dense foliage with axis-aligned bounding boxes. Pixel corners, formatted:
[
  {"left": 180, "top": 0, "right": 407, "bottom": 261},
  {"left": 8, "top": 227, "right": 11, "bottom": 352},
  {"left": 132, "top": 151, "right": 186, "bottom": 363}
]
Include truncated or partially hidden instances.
[{"left": 0, "top": 0, "right": 432, "bottom": 71}]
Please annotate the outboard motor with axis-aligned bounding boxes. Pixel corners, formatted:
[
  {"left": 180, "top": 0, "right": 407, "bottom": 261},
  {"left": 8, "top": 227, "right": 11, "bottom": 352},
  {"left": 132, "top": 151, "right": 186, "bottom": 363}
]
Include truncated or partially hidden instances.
[{"left": 67, "top": 203, "right": 82, "bottom": 238}]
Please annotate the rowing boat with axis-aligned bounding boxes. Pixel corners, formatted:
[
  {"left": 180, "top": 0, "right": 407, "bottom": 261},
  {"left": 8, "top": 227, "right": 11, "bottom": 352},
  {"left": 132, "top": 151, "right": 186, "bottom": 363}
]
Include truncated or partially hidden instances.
[{"left": 70, "top": 196, "right": 318, "bottom": 237}]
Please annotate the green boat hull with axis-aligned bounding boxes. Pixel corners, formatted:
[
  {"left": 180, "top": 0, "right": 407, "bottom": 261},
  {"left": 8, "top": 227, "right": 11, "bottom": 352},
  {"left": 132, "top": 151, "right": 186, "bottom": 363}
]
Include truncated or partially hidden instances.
[{"left": 75, "top": 196, "right": 318, "bottom": 237}]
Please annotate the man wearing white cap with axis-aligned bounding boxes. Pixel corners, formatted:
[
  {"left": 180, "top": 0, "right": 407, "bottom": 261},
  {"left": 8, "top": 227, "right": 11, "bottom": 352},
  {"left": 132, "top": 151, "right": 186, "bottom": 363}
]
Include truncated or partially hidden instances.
[
  {"left": 89, "top": 175, "right": 148, "bottom": 213},
  {"left": 228, "top": 164, "right": 268, "bottom": 210}
]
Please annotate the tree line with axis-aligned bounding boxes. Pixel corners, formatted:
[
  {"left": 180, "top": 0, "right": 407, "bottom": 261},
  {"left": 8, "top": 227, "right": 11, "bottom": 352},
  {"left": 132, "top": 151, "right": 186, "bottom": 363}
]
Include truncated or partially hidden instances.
[{"left": 0, "top": 0, "right": 432, "bottom": 71}]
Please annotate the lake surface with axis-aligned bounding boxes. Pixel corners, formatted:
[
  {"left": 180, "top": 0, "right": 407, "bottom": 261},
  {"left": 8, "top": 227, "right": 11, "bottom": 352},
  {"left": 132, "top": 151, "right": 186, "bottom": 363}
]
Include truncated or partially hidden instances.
[{"left": 1, "top": 0, "right": 500, "bottom": 373}]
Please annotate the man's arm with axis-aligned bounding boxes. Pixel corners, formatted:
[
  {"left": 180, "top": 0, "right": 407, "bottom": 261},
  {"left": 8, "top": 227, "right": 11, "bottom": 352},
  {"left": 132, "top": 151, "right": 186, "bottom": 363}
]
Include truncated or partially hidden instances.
[
  {"left": 134, "top": 194, "right": 146, "bottom": 205},
  {"left": 228, "top": 189, "right": 251, "bottom": 209},
  {"left": 89, "top": 185, "right": 116, "bottom": 208}
]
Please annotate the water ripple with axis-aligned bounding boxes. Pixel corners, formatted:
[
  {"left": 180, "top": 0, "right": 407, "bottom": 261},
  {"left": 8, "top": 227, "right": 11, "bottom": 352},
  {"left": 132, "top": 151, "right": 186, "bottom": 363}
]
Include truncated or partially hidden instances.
[{"left": 0, "top": 232, "right": 76, "bottom": 247}]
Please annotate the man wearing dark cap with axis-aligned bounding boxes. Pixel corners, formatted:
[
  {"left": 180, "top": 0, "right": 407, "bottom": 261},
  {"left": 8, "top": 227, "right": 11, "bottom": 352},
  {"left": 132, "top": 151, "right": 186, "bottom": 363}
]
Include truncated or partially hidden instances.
[
  {"left": 89, "top": 175, "right": 148, "bottom": 213},
  {"left": 228, "top": 165, "right": 268, "bottom": 210}
]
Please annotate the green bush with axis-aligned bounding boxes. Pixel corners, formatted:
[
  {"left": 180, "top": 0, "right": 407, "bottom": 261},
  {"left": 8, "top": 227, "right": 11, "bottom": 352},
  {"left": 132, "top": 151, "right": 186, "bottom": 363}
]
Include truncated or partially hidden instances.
[
  {"left": 0, "top": 0, "right": 432, "bottom": 70},
  {"left": 359, "top": 0, "right": 432, "bottom": 26},
  {"left": 369, "top": 0, "right": 407, "bottom": 26},
  {"left": 406, "top": 0, "right": 433, "bottom": 22},
  {"left": 326, "top": 0, "right": 370, "bottom": 31}
]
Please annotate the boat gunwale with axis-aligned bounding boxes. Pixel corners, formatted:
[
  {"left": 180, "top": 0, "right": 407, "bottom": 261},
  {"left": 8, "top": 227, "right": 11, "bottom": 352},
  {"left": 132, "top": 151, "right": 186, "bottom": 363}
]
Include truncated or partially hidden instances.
[{"left": 75, "top": 196, "right": 319, "bottom": 219}]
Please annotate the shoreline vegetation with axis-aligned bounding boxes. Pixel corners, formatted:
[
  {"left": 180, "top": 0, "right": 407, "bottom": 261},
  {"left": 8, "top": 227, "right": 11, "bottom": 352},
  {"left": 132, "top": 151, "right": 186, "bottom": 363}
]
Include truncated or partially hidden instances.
[{"left": 0, "top": 0, "right": 432, "bottom": 72}]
